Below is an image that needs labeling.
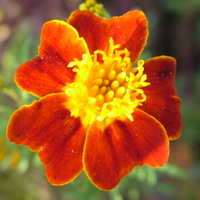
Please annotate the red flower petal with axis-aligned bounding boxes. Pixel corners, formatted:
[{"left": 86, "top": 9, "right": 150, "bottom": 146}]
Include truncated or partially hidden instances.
[
  {"left": 15, "top": 20, "right": 89, "bottom": 97},
  {"left": 68, "top": 10, "right": 148, "bottom": 63},
  {"left": 83, "top": 109, "right": 168, "bottom": 190},
  {"left": 141, "top": 56, "right": 182, "bottom": 140},
  {"left": 39, "top": 20, "right": 89, "bottom": 63},
  {"left": 6, "top": 93, "right": 86, "bottom": 185}
]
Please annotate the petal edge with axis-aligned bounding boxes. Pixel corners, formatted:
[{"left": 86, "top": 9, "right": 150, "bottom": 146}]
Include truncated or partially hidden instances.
[{"left": 83, "top": 109, "right": 169, "bottom": 190}]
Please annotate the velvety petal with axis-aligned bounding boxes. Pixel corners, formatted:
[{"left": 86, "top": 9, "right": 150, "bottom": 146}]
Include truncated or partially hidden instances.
[
  {"left": 83, "top": 109, "right": 168, "bottom": 190},
  {"left": 15, "top": 20, "right": 89, "bottom": 97},
  {"left": 140, "top": 56, "right": 182, "bottom": 140},
  {"left": 6, "top": 93, "right": 86, "bottom": 185},
  {"left": 68, "top": 10, "right": 148, "bottom": 63},
  {"left": 39, "top": 20, "right": 89, "bottom": 63}
]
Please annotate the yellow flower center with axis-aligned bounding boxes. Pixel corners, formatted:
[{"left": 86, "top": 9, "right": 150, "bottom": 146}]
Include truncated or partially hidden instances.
[{"left": 64, "top": 38, "right": 150, "bottom": 126}]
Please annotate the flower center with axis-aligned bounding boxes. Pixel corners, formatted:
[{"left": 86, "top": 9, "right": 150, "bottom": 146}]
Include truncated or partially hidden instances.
[{"left": 64, "top": 38, "right": 150, "bottom": 126}]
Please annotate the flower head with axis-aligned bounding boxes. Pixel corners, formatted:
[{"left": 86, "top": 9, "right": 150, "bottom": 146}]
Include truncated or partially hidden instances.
[
  {"left": 6, "top": 9, "right": 182, "bottom": 190},
  {"left": 79, "top": 0, "right": 107, "bottom": 17}
]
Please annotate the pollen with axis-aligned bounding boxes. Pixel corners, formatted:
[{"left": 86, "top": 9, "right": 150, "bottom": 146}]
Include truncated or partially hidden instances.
[{"left": 64, "top": 38, "right": 150, "bottom": 126}]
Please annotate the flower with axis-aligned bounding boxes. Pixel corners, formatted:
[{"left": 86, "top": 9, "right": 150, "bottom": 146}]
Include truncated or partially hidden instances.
[
  {"left": 79, "top": 0, "right": 106, "bottom": 17},
  {"left": 6, "top": 9, "right": 182, "bottom": 190}
]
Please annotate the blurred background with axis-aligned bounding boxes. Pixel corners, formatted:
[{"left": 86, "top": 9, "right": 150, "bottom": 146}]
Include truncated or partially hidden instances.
[{"left": 0, "top": 0, "right": 200, "bottom": 199}]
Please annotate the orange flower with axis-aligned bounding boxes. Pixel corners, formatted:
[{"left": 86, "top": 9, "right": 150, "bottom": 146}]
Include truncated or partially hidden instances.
[{"left": 6, "top": 10, "right": 182, "bottom": 190}]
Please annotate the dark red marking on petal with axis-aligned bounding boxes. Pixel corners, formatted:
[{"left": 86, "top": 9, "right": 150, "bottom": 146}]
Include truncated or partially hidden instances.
[
  {"left": 15, "top": 20, "right": 89, "bottom": 97},
  {"left": 15, "top": 49, "right": 76, "bottom": 97},
  {"left": 140, "top": 56, "right": 182, "bottom": 140},
  {"left": 7, "top": 93, "right": 86, "bottom": 184},
  {"left": 83, "top": 109, "right": 168, "bottom": 190},
  {"left": 68, "top": 10, "right": 148, "bottom": 63},
  {"left": 39, "top": 20, "right": 89, "bottom": 64}
]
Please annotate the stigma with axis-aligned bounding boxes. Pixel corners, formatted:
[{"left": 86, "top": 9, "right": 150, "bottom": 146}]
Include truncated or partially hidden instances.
[{"left": 64, "top": 38, "right": 150, "bottom": 126}]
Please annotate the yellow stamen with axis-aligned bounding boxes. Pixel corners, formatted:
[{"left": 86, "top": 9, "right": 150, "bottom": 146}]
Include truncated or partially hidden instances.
[
  {"left": 94, "top": 78, "right": 103, "bottom": 86},
  {"left": 115, "top": 86, "right": 126, "bottom": 98},
  {"left": 107, "top": 70, "right": 116, "bottom": 81},
  {"left": 64, "top": 38, "right": 150, "bottom": 126},
  {"left": 99, "top": 86, "right": 107, "bottom": 95},
  {"left": 116, "top": 72, "right": 127, "bottom": 84},
  {"left": 111, "top": 80, "right": 120, "bottom": 91},
  {"left": 96, "top": 94, "right": 104, "bottom": 106},
  {"left": 89, "top": 85, "right": 99, "bottom": 96},
  {"left": 105, "top": 90, "right": 115, "bottom": 102}
]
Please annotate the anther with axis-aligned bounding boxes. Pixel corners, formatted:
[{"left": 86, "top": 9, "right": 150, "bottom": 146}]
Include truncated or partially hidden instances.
[
  {"left": 99, "top": 86, "right": 107, "bottom": 95},
  {"left": 105, "top": 90, "right": 115, "bottom": 102},
  {"left": 96, "top": 94, "right": 104, "bottom": 106},
  {"left": 111, "top": 80, "right": 120, "bottom": 91},
  {"left": 103, "top": 79, "right": 109, "bottom": 86},
  {"left": 96, "top": 69, "right": 106, "bottom": 78},
  {"left": 107, "top": 70, "right": 116, "bottom": 81},
  {"left": 94, "top": 78, "right": 103, "bottom": 87},
  {"left": 115, "top": 86, "right": 126, "bottom": 98},
  {"left": 116, "top": 72, "right": 127, "bottom": 84},
  {"left": 89, "top": 85, "right": 99, "bottom": 97}
]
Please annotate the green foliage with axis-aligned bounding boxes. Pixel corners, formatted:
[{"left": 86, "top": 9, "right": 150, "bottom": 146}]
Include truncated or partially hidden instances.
[{"left": 163, "top": 0, "right": 200, "bottom": 14}]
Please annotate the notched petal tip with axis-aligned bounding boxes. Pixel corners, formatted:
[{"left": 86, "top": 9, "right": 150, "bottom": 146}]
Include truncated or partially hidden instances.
[
  {"left": 68, "top": 10, "right": 148, "bottom": 63},
  {"left": 40, "top": 20, "right": 89, "bottom": 62},
  {"left": 142, "top": 56, "right": 182, "bottom": 140},
  {"left": 15, "top": 20, "right": 90, "bottom": 97},
  {"left": 6, "top": 93, "right": 86, "bottom": 185},
  {"left": 14, "top": 56, "right": 76, "bottom": 97}
]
